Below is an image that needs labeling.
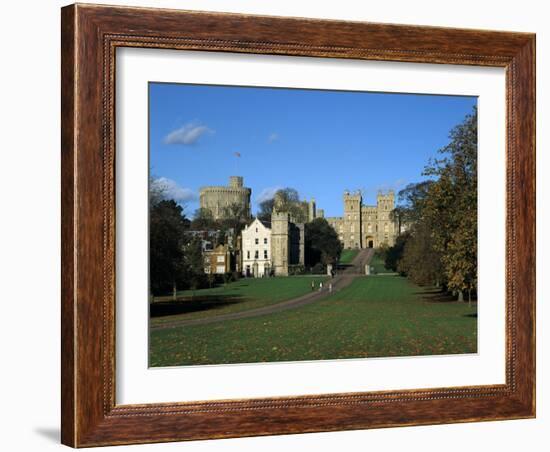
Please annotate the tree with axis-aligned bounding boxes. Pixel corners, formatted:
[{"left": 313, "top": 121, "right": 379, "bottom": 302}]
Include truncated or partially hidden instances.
[
  {"left": 184, "top": 235, "right": 207, "bottom": 290},
  {"left": 190, "top": 207, "right": 216, "bottom": 231},
  {"left": 422, "top": 106, "right": 477, "bottom": 300},
  {"left": 149, "top": 175, "right": 165, "bottom": 208},
  {"left": 149, "top": 200, "right": 190, "bottom": 295},
  {"left": 385, "top": 106, "right": 477, "bottom": 300},
  {"left": 220, "top": 202, "right": 249, "bottom": 237},
  {"left": 305, "top": 218, "right": 343, "bottom": 267},
  {"left": 384, "top": 231, "right": 410, "bottom": 273},
  {"left": 397, "top": 221, "right": 444, "bottom": 286},
  {"left": 257, "top": 198, "right": 275, "bottom": 222},
  {"left": 258, "top": 187, "right": 309, "bottom": 223}
]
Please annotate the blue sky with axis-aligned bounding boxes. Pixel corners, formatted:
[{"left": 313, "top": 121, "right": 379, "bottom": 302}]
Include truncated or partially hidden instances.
[{"left": 149, "top": 83, "right": 476, "bottom": 218}]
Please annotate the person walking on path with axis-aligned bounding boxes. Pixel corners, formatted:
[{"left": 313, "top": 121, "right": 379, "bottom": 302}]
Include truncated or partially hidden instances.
[
  {"left": 329, "top": 282, "right": 333, "bottom": 293},
  {"left": 311, "top": 280, "right": 315, "bottom": 292},
  {"left": 319, "top": 281, "right": 323, "bottom": 292}
]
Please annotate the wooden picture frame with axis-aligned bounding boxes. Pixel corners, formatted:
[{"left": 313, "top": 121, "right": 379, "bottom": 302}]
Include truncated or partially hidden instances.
[{"left": 61, "top": 3, "right": 535, "bottom": 447}]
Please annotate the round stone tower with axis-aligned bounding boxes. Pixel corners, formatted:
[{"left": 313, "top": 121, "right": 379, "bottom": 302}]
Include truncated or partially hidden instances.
[
  {"left": 199, "top": 176, "right": 251, "bottom": 221},
  {"left": 229, "top": 176, "right": 244, "bottom": 188}
]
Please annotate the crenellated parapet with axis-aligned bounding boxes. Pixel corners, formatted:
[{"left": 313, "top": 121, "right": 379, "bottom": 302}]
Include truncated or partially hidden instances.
[
  {"left": 327, "top": 188, "right": 398, "bottom": 249},
  {"left": 199, "top": 176, "right": 251, "bottom": 220}
]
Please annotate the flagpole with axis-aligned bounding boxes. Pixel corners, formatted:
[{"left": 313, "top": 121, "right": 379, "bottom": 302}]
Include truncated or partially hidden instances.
[{"left": 233, "top": 151, "right": 241, "bottom": 175}]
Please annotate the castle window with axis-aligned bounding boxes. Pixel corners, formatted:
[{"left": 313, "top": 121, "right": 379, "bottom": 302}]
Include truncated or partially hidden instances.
[
  {"left": 350, "top": 224, "right": 354, "bottom": 232},
  {"left": 255, "top": 250, "right": 259, "bottom": 259},
  {"left": 255, "top": 238, "right": 259, "bottom": 245},
  {"left": 264, "top": 250, "right": 268, "bottom": 259},
  {"left": 247, "top": 251, "right": 250, "bottom": 259},
  {"left": 264, "top": 238, "right": 268, "bottom": 245}
]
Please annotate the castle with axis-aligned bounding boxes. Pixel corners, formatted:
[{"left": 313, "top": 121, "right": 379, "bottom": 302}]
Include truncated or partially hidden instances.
[
  {"left": 326, "top": 190, "right": 397, "bottom": 249},
  {"left": 240, "top": 192, "right": 305, "bottom": 277},
  {"left": 199, "top": 176, "right": 251, "bottom": 220},
  {"left": 199, "top": 177, "right": 398, "bottom": 277}
]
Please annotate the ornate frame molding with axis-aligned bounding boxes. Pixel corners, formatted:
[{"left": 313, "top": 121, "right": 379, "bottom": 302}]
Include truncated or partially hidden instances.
[{"left": 61, "top": 4, "right": 535, "bottom": 447}]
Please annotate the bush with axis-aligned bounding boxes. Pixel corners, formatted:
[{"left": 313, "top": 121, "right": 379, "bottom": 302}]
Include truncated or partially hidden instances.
[
  {"left": 311, "top": 263, "right": 325, "bottom": 274},
  {"left": 288, "top": 265, "right": 305, "bottom": 276}
]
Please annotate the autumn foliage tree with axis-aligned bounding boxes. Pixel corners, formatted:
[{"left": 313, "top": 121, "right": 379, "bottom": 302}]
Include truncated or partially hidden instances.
[{"left": 386, "top": 107, "right": 478, "bottom": 301}]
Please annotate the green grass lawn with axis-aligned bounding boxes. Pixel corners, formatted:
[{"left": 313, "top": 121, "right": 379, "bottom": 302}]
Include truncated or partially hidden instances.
[
  {"left": 339, "top": 249, "right": 359, "bottom": 264},
  {"left": 150, "top": 276, "right": 327, "bottom": 326},
  {"left": 370, "top": 254, "right": 389, "bottom": 274},
  {"left": 150, "top": 275, "right": 477, "bottom": 366}
]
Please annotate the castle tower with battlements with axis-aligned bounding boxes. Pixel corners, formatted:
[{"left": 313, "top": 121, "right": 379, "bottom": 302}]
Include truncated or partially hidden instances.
[
  {"left": 199, "top": 176, "right": 251, "bottom": 220},
  {"left": 326, "top": 189, "right": 397, "bottom": 249},
  {"left": 270, "top": 194, "right": 305, "bottom": 276}
]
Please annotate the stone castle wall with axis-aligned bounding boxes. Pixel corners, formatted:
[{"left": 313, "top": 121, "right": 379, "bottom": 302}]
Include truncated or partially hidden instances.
[
  {"left": 199, "top": 176, "right": 251, "bottom": 220},
  {"left": 327, "top": 190, "right": 397, "bottom": 249}
]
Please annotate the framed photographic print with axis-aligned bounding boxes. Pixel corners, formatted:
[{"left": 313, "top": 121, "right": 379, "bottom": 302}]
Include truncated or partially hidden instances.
[{"left": 61, "top": 3, "right": 535, "bottom": 447}]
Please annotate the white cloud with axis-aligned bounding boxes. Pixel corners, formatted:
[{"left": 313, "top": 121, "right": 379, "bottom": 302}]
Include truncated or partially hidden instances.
[
  {"left": 164, "top": 122, "right": 213, "bottom": 145},
  {"left": 268, "top": 132, "right": 279, "bottom": 143},
  {"left": 256, "top": 186, "right": 282, "bottom": 204},
  {"left": 151, "top": 177, "right": 197, "bottom": 203}
]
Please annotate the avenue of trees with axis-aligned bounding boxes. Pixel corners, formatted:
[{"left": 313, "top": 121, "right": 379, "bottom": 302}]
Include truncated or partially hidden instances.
[
  {"left": 384, "top": 107, "right": 478, "bottom": 302},
  {"left": 149, "top": 184, "right": 341, "bottom": 295}
]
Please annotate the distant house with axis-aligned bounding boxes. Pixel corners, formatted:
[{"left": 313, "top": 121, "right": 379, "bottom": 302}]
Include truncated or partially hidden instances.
[
  {"left": 241, "top": 218, "right": 272, "bottom": 277},
  {"left": 203, "top": 244, "right": 232, "bottom": 275}
]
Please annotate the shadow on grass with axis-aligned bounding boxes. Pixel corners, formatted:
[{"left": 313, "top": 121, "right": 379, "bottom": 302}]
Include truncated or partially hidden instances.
[
  {"left": 150, "top": 295, "right": 245, "bottom": 318},
  {"left": 463, "top": 312, "right": 478, "bottom": 318},
  {"left": 416, "top": 288, "right": 479, "bottom": 305},
  {"left": 416, "top": 288, "right": 459, "bottom": 303}
]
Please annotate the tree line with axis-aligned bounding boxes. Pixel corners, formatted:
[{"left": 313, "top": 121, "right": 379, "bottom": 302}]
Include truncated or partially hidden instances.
[{"left": 383, "top": 107, "right": 478, "bottom": 302}]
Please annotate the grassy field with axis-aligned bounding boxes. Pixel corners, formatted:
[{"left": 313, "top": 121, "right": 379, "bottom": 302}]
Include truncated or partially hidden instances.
[
  {"left": 339, "top": 249, "right": 359, "bottom": 264},
  {"left": 150, "top": 275, "right": 477, "bottom": 366},
  {"left": 370, "top": 254, "right": 389, "bottom": 274},
  {"left": 150, "top": 276, "right": 327, "bottom": 326}
]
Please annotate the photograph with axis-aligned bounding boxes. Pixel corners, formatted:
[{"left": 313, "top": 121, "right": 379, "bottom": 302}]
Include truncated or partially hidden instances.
[{"left": 147, "top": 83, "right": 479, "bottom": 367}]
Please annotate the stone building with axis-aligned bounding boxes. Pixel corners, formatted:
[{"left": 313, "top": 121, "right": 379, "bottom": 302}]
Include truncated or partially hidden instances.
[
  {"left": 241, "top": 218, "right": 272, "bottom": 277},
  {"left": 240, "top": 191, "right": 306, "bottom": 277},
  {"left": 326, "top": 190, "right": 397, "bottom": 249},
  {"left": 271, "top": 211, "right": 305, "bottom": 276},
  {"left": 203, "top": 244, "right": 233, "bottom": 275},
  {"left": 199, "top": 176, "right": 252, "bottom": 220},
  {"left": 270, "top": 192, "right": 305, "bottom": 276}
]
